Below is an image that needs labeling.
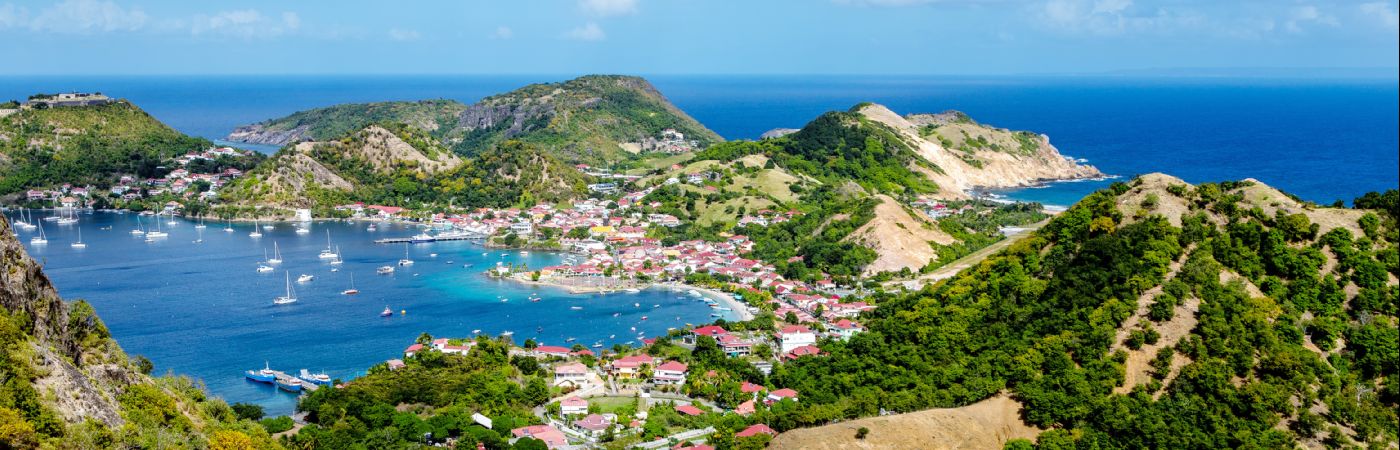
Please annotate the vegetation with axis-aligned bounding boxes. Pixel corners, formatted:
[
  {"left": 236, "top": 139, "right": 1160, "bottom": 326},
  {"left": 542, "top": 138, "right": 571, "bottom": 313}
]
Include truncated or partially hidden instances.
[
  {"left": 235, "top": 99, "right": 466, "bottom": 144},
  {"left": 0, "top": 101, "right": 217, "bottom": 195},
  {"left": 924, "top": 201, "right": 1049, "bottom": 272}
]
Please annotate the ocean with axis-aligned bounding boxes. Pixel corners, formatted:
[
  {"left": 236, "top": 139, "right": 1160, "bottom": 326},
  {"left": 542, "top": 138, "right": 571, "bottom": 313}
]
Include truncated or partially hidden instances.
[{"left": 1, "top": 75, "right": 1396, "bottom": 415}]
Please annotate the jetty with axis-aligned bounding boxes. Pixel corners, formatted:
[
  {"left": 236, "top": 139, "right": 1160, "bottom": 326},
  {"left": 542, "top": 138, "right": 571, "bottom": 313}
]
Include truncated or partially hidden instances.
[{"left": 373, "top": 232, "right": 486, "bottom": 244}]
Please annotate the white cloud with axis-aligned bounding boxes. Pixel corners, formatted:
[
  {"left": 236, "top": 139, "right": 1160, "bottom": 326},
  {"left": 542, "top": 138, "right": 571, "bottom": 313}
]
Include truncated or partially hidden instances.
[
  {"left": 491, "top": 25, "right": 513, "bottom": 40},
  {"left": 389, "top": 27, "right": 421, "bottom": 41},
  {"left": 189, "top": 9, "right": 300, "bottom": 39},
  {"left": 28, "top": 0, "right": 147, "bottom": 34},
  {"left": 1039, "top": 0, "right": 1203, "bottom": 35},
  {"left": 0, "top": 3, "right": 27, "bottom": 29},
  {"left": 564, "top": 22, "right": 606, "bottom": 41},
  {"left": 579, "top": 0, "right": 637, "bottom": 17},
  {"left": 1284, "top": 5, "right": 1338, "bottom": 33},
  {"left": 1359, "top": 2, "right": 1399, "bottom": 29}
]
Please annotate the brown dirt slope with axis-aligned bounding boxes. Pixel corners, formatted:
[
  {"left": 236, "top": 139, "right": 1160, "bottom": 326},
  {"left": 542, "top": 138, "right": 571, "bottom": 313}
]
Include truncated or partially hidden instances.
[
  {"left": 770, "top": 394, "right": 1040, "bottom": 450},
  {"left": 846, "top": 194, "right": 954, "bottom": 275}
]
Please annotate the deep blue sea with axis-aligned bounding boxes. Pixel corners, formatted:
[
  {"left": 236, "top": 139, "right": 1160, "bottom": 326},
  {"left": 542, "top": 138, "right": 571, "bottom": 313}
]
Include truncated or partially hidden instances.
[{"left": 2, "top": 75, "right": 1396, "bottom": 415}]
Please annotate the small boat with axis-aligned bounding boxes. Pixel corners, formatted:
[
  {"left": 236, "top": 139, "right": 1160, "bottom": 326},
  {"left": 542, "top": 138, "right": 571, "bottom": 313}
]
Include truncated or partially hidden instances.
[
  {"left": 530, "top": 297, "right": 541, "bottom": 303},
  {"left": 380, "top": 306, "right": 393, "bottom": 317},
  {"left": 30, "top": 223, "right": 47, "bottom": 245},
  {"left": 591, "top": 342, "right": 603, "bottom": 348},
  {"left": 275, "top": 376, "right": 303, "bottom": 393},
  {"left": 612, "top": 312, "right": 620, "bottom": 317},
  {"left": 640, "top": 316, "right": 648, "bottom": 321},
  {"left": 244, "top": 362, "right": 276, "bottom": 383},
  {"left": 70, "top": 227, "right": 86, "bottom": 248},
  {"left": 295, "top": 227, "right": 310, "bottom": 235},
  {"left": 625, "top": 288, "right": 641, "bottom": 294},
  {"left": 519, "top": 251, "right": 528, "bottom": 255},
  {"left": 257, "top": 265, "right": 274, "bottom": 273},
  {"left": 331, "top": 246, "right": 345, "bottom": 265},
  {"left": 367, "top": 224, "right": 376, "bottom": 231},
  {"left": 267, "top": 242, "right": 283, "bottom": 264},
  {"left": 653, "top": 304, "right": 660, "bottom": 308},
  {"left": 249, "top": 220, "right": 263, "bottom": 238},
  {"left": 145, "top": 219, "right": 167, "bottom": 239},
  {"left": 501, "top": 331, "right": 515, "bottom": 336},
  {"left": 633, "top": 303, "right": 640, "bottom": 308},
  {"left": 377, "top": 266, "right": 395, "bottom": 275},
  {"left": 429, "top": 253, "right": 438, "bottom": 258},
  {"left": 570, "top": 306, "right": 583, "bottom": 310},
  {"left": 609, "top": 334, "right": 615, "bottom": 339},
  {"left": 472, "top": 329, "right": 481, "bottom": 334},
  {"left": 223, "top": 219, "right": 234, "bottom": 233},
  {"left": 274, "top": 272, "right": 298, "bottom": 305},
  {"left": 398, "top": 244, "right": 414, "bottom": 266},
  {"left": 565, "top": 337, "right": 576, "bottom": 342},
  {"left": 299, "top": 369, "right": 332, "bottom": 386},
  {"left": 195, "top": 218, "right": 206, "bottom": 230},
  {"left": 297, "top": 274, "right": 314, "bottom": 283},
  {"left": 318, "top": 231, "right": 338, "bottom": 259},
  {"left": 263, "top": 223, "right": 274, "bottom": 231}
]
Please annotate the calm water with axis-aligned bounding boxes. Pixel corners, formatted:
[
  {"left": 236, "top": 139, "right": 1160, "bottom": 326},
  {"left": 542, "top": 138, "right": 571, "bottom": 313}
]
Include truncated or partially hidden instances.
[
  {"left": 2, "top": 75, "right": 1395, "bottom": 206},
  {"left": 11, "top": 211, "right": 727, "bottom": 415}
]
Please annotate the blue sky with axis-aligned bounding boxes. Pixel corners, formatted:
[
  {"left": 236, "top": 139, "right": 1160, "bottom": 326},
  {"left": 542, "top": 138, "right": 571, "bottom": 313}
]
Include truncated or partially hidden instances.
[{"left": 1, "top": 0, "right": 1397, "bottom": 75}]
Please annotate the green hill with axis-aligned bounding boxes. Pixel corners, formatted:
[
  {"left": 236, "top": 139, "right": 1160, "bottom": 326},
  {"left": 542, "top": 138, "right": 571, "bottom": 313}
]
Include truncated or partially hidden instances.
[
  {"left": 768, "top": 175, "right": 1398, "bottom": 448},
  {"left": 0, "top": 100, "right": 212, "bottom": 195},
  {"left": 226, "top": 75, "right": 723, "bottom": 165},
  {"left": 0, "top": 217, "right": 281, "bottom": 448}
]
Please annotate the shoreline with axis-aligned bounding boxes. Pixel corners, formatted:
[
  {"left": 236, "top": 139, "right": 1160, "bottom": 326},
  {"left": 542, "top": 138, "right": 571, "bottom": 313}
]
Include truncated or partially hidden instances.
[
  {"left": 659, "top": 282, "right": 755, "bottom": 322},
  {"left": 500, "top": 275, "right": 754, "bottom": 322}
]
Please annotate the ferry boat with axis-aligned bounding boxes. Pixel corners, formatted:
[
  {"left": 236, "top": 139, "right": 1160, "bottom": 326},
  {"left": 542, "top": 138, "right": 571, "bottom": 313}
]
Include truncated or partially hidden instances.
[
  {"left": 409, "top": 233, "right": 435, "bottom": 243},
  {"left": 297, "top": 274, "right": 314, "bottom": 283},
  {"left": 380, "top": 306, "right": 393, "bottom": 317},
  {"left": 275, "top": 376, "right": 303, "bottom": 393},
  {"left": 377, "top": 266, "right": 395, "bottom": 275},
  {"left": 274, "top": 272, "right": 298, "bottom": 305},
  {"left": 298, "top": 369, "right": 332, "bottom": 386},
  {"left": 244, "top": 362, "right": 276, "bottom": 383}
]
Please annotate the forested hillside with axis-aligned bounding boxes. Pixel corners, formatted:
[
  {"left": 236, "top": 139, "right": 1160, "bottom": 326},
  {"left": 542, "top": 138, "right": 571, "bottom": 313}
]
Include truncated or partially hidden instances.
[
  {"left": 0, "top": 101, "right": 213, "bottom": 195},
  {"left": 765, "top": 175, "right": 1397, "bottom": 448}
]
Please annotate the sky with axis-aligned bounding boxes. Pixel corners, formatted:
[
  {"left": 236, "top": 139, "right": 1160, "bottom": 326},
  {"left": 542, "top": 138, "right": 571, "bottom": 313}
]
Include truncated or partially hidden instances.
[{"left": 1, "top": 0, "right": 1397, "bottom": 76}]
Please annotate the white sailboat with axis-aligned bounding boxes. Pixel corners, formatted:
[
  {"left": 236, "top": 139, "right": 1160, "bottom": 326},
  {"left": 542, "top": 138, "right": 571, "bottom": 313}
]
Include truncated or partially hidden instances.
[
  {"left": 71, "top": 227, "right": 87, "bottom": 248},
  {"left": 223, "top": 219, "right": 234, "bottom": 233},
  {"left": 195, "top": 217, "right": 207, "bottom": 229},
  {"left": 267, "top": 242, "right": 283, "bottom": 264},
  {"left": 397, "top": 244, "right": 414, "bottom": 266},
  {"left": 130, "top": 215, "right": 145, "bottom": 235},
  {"left": 342, "top": 273, "right": 359, "bottom": 295},
  {"left": 30, "top": 222, "right": 48, "bottom": 245},
  {"left": 13, "top": 208, "right": 34, "bottom": 230},
  {"left": 318, "top": 230, "right": 338, "bottom": 259},
  {"left": 145, "top": 216, "right": 168, "bottom": 239},
  {"left": 249, "top": 219, "right": 263, "bottom": 238},
  {"left": 330, "top": 246, "right": 344, "bottom": 265},
  {"left": 274, "top": 272, "right": 298, "bottom": 304}
]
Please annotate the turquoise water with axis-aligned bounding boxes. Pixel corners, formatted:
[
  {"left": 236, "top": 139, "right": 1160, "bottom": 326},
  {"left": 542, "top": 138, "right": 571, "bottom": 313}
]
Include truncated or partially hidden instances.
[{"left": 11, "top": 211, "right": 726, "bottom": 415}]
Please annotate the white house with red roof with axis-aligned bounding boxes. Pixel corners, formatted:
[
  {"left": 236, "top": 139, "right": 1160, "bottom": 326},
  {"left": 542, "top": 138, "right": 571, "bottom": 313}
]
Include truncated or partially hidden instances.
[
  {"left": 652, "top": 360, "right": 689, "bottom": 385},
  {"left": 573, "top": 413, "right": 612, "bottom": 436},
  {"left": 765, "top": 388, "right": 799, "bottom": 405},
  {"left": 687, "top": 325, "right": 728, "bottom": 344},
  {"left": 554, "top": 362, "right": 589, "bottom": 387},
  {"left": 783, "top": 344, "right": 825, "bottom": 361},
  {"left": 559, "top": 396, "right": 588, "bottom": 416},
  {"left": 511, "top": 424, "right": 567, "bottom": 449},
  {"left": 609, "top": 354, "right": 656, "bottom": 379},
  {"left": 776, "top": 325, "right": 817, "bottom": 353},
  {"left": 830, "top": 319, "right": 865, "bottom": 340}
]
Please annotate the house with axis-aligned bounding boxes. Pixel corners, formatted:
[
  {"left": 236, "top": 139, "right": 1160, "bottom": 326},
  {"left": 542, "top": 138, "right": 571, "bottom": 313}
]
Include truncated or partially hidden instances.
[
  {"left": 403, "top": 343, "right": 424, "bottom": 357},
  {"left": 830, "top": 319, "right": 864, "bottom": 340},
  {"left": 765, "top": 388, "right": 798, "bottom": 405},
  {"left": 736, "top": 424, "right": 777, "bottom": 438},
  {"left": 560, "top": 396, "right": 589, "bottom": 416},
  {"left": 687, "top": 325, "right": 728, "bottom": 344},
  {"left": 783, "top": 344, "right": 824, "bottom": 361},
  {"left": 675, "top": 404, "right": 704, "bottom": 416},
  {"left": 652, "top": 361, "right": 688, "bottom": 385},
  {"left": 534, "top": 345, "right": 573, "bottom": 358},
  {"left": 511, "top": 424, "right": 567, "bottom": 449},
  {"left": 734, "top": 400, "right": 756, "bottom": 416},
  {"left": 574, "top": 413, "right": 612, "bottom": 436},
  {"left": 510, "top": 221, "right": 534, "bottom": 236},
  {"left": 386, "top": 359, "right": 406, "bottom": 370},
  {"left": 717, "top": 334, "right": 753, "bottom": 357},
  {"left": 609, "top": 355, "right": 655, "bottom": 379},
  {"left": 740, "top": 381, "right": 766, "bottom": 396},
  {"left": 776, "top": 325, "right": 817, "bottom": 353},
  {"left": 554, "top": 362, "right": 589, "bottom": 387}
]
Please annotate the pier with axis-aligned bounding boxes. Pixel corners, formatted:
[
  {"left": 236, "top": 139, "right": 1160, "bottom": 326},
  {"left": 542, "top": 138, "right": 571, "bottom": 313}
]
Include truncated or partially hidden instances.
[{"left": 373, "top": 233, "right": 486, "bottom": 244}]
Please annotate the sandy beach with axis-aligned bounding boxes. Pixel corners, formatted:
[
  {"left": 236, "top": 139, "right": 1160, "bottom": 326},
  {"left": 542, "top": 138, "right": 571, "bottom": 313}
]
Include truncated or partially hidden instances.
[{"left": 657, "top": 282, "right": 755, "bottom": 321}]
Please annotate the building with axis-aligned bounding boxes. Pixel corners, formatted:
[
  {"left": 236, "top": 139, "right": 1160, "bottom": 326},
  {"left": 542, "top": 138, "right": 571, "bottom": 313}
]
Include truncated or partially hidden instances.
[
  {"left": 675, "top": 404, "right": 704, "bottom": 416},
  {"left": 573, "top": 414, "right": 612, "bottom": 436},
  {"left": 560, "top": 396, "right": 588, "bottom": 416},
  {"left": 510, "top": 424, "right": 567, "bottom": 449},
  {"left": 652, "top": 361, "right": 688, "bottom": 385},
  {"left": 717, "top": 334, "right": 754, "bottom": 357},
  {"left": 776, "top": 325, "right": 817, "bottom": 353},
  {"left": 687, "top": 325, "right": 728, "bottom": 344},
  {"left": 830, "top": 319, "right": 864, "bottom": 340},
  {"left": 609, "top": 355, "right": 655, "bottom": 379},
  {"left": 554, "top": 362, "right": 589, "bottom": 387},
  {"left": 736, "top": 424, "right": 778, "bottom": 438},
  {"left": 765, "top": 388, "right": 799, "bottom": 405}
]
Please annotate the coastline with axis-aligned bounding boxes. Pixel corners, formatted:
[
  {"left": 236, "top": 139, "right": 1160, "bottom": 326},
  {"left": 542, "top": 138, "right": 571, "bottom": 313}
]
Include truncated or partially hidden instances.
[
  {"left": 665, "top": 282, "right": 755, "bottom": 322},
  {"left": 500, "top": 275, "right": 755, "bottom": 322}
]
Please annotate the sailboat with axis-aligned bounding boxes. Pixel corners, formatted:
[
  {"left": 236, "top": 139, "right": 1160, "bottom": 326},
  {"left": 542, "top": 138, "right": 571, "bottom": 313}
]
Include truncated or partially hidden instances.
[
  {"left": 13, "top": 208, "right": 33, "bottom": 229},
  {"left": 193, "top": 226, "right": 204, "bottom": 244},
  {"left": 330, "top": 246, "right": 344, "bottom": 265},
  {"left": 267, "top": 242, "right": 283, "bottom": 264},
  {"left": 130, "top": 215, "right": 145, "bottom": 235},
  {"left": 318, "top": 230, "right": 338, "bottom": 259},
  {"left": 397, "top": 244, "right": 414, "bottom": 266},
  {"left": 56, "top": 208, "right": 78, "bottom": 225},
  {"left": 71, "top": 227, "right": 87, "bottom": 248},
  {"left": 249, "top": 220, "right": 263, "bottom": 238},
  {"left": 30, "top": 222, "right": 47, "bottom": 245},
  {"left": 145, "top": 217, "right": 168, "bottom": 239},
  {"left": 274, "top": 272, "right": 298, "bottom": 304},
  {"left": 342, "top": 273, "right": 359, "bottom": 295},
  {"left": 223, "top": 219, "right": 234, "bottom": 233},
  {"left": 195, "top": 217, "right": 207, "bottom": 229}
]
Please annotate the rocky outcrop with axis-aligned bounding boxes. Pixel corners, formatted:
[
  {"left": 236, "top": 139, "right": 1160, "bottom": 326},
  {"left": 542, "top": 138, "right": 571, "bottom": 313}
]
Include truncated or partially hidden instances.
[
  {"left": 351, "top": 125, "right": 462, "bottom": 174},
  {"left": 226, "top": 123, "right": 311, "bottom": 146},
  {"left": 1, "top": 218, "right": 77, "bottom": 358},
  {"left": 857, "top": 104, "right": 1103, "bottom": 198},
  {"left": 457, "top": 100, "right": 556, "bottom": 138},
  {"left": 761, "top": 128, "right": 800, "bottom": 139}
]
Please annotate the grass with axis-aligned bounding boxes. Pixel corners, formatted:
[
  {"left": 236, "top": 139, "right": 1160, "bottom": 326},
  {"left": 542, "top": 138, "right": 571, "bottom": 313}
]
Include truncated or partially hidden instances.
[{"left": 589, "top": 395, "right": 647, "bottom": 413}]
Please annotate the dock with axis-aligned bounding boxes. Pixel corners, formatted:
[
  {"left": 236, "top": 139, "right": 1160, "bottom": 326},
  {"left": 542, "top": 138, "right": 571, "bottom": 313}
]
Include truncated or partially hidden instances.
[{"left": 374, "top": 233, "right": 486, "bottom": 244}]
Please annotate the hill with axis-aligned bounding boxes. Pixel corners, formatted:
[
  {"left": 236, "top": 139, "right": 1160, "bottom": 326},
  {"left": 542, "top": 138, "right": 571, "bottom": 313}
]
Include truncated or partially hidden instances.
[
  {"left": 766, "top": 176, "right": 1398, "bottom": 448},
  {"left": 0, "top": 100, "right": 213, "bottom": 195},
  {"left": 0, "top": 216, "right": 280, "bottom": 448},
  {"left": 226, "top": 75, "right": 723, "bottom": 165},
  {"left": 220, "top": 124, "right": 585, "bottom": 215}
]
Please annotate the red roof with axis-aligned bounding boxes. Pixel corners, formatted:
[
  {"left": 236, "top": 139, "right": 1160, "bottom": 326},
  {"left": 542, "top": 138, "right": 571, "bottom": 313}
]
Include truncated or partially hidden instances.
[
  {"left": 768, "top": 388, "right": 798, "bottom": 399},
  {"left": 779, "top": 325, "right": 812, "bottom": 334},
  {"left": 691, "top": 325, "right": 728, "bottom": 337},
  {"left": 736, "top": 424, "right": 777, "bottom": 438},
  {"left": 405, "top": 343, "right": 424, "bottom": 353},
  {"left": 675, "top": 405, "right": 704, "bottom": 416},
  {"left": 656, "top": 361, "right": 688, "bottom": 372},
  {"left": 612, "top": 354, "right": 655, "bottom": 368},
  {"left": 784, "top": 344, "right": 823, "bottom": 360},
  {"left": 741, "top": 381, "right": 766, "bottom": 393},
  {"left": 535, "top": 345, "right": 572, "bottom": 354}
]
